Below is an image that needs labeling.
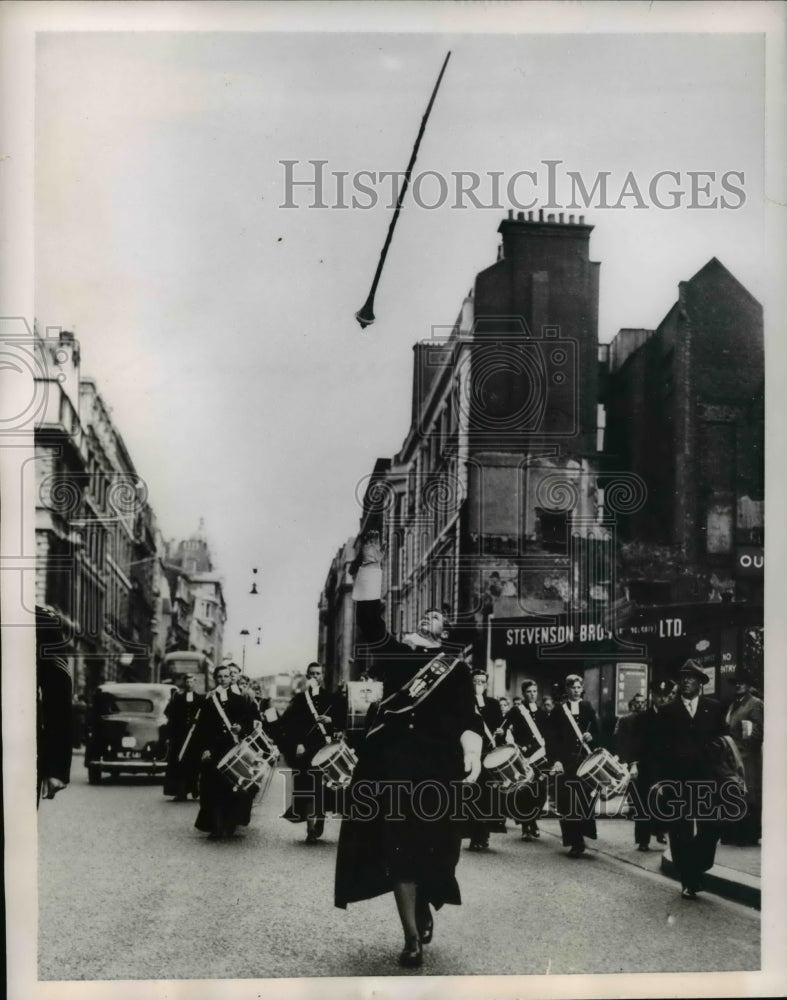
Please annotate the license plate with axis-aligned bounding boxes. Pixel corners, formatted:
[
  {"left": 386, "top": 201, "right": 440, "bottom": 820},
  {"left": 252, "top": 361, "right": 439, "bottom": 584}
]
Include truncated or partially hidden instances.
[{"left": 116, "top": 750, "right": 142, "bottom": 759}]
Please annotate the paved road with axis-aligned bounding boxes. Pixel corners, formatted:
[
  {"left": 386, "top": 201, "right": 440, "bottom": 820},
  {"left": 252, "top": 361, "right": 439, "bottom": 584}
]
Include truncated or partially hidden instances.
[{"left": 39, "top": 763, "right": 760, "bottom": 980}]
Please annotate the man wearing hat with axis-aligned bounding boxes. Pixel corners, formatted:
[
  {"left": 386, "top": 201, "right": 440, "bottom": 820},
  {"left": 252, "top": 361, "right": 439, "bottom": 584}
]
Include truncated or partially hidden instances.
[
  {"left": 655, "top": 659, "right": 729, "bottom": 898},
  {"left": 722, "top": 668, "right": 763, "bottom": 845},
  {"left": 625, "top": 680, "right": 676, "bottom": 851}
]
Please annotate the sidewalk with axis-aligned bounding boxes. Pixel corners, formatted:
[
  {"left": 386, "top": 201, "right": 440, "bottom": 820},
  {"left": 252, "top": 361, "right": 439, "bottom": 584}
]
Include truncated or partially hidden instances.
[{"left": 538, "top": 809, "right": 761, "bottom": 909}]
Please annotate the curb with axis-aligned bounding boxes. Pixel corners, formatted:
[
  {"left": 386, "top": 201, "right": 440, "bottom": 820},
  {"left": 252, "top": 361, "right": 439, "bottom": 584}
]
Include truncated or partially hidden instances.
[{"left": 660, "top": 846, "right": 761, "bottom": 910}]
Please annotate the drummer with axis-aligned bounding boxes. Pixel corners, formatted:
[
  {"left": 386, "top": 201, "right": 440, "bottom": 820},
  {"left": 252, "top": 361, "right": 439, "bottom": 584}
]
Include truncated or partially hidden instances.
[
  {"left": 467, "top": 669, "right": 506, "bottom": 851},
  {"left": 189, "top": 663, "right": 258, "bottom": 840},
  {"left": 549, "top": 674, "right": 600, "bottom": 858},
  {"left": 505, "top": 679, "right": 551, "bottom": 841},
  {"left": 278, "top": 662, "right": 348, "bottom": 843}
]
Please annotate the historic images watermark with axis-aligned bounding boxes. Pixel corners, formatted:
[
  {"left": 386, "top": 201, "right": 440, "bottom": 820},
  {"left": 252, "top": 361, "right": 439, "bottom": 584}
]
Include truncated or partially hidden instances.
[
  {"left": 280, "top": 159, "right": 747, "bottom": 210},
  {"left": 280, "top": 772, "right": 748, "bottom": 825}
]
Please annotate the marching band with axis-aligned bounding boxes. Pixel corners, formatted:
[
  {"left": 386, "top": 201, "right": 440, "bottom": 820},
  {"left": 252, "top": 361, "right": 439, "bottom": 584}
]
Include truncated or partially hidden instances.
[{"left": 160, "top": 533, "right": 742, "bottom": 969}]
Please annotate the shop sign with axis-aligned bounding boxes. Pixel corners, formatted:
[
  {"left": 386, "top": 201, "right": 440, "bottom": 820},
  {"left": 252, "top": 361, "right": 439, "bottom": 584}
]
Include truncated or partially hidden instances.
[{"left": 736, "top": 547, "right": 763, "bottom": 576}]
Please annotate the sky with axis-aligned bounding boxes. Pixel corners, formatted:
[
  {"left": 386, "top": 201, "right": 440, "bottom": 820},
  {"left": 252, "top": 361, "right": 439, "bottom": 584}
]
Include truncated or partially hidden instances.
[{"left": 34, "top": 29, "right": 766, "bottom": 677}]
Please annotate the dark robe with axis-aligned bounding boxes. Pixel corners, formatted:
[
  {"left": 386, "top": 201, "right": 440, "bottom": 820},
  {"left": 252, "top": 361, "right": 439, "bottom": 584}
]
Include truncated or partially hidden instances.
[
  {"left": 191, "top": 689, "right": 257, "bottom": 836},
  {"left": 626, "top": 706, "right": 666, "bottom": 846},
  {"left": 468, "top": 694, "right": 506, "bottom": 840},
  {"left": 655, "top": 695, "right": 729, "bottom": 889},
  {"left": 279, "top": 685, "right": 348, "bottom": 821},
  {"left": 163, "top": 690, "right": 205, "bottom": 798},
  {"left": 503, "top": 704, "right": 551, "bottom": 824},
  {"left": 548, "top": 699, "right": 600, "bottom": 848},
  {"left": 334, "top": 599, "right": 484, "bottom": 910},
  {"left": 36, "top": 607, "right": 73, "bottom": 804}
]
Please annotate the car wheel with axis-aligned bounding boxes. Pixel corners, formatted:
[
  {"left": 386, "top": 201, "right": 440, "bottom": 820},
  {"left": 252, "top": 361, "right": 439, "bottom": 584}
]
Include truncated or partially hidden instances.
[{"left": 87, "top": 765, "right": 102, "bottom": 784}]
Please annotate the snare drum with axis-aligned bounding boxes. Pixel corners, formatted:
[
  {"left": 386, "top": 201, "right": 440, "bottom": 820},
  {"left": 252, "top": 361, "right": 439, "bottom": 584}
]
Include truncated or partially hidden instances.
[
  {"left": 482, "top": 745, "right": 536, "bottom": 788},
  {"left": 575, "top": 748, "right": 629, "bottom": 795},
  {"left": 217, "top": 731, "right": 275, "bottom": 794},
  {"left": 311, "top": 740, "right": 358, "bottom": 790}
]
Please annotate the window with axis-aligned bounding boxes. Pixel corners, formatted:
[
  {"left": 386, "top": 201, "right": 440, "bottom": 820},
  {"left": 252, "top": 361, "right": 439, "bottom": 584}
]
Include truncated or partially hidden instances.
[{"left": 535, "top": 508, "right": 568, "bottom": 554}]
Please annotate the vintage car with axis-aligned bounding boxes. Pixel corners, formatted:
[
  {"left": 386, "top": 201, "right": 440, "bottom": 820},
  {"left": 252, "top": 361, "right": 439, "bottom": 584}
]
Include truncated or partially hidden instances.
[{"left": 85, "top": 682, "right": 177, "bottom": 784}]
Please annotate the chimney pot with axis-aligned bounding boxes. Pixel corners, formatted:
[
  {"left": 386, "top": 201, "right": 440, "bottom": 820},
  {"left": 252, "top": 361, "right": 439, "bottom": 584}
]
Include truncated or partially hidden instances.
[
  {"left": 538, "top": 209, "right": 544, "bottom": 222},
  {"left": 568, "top": 214, "right": 575, "bottom": 224},
  {"left": 517, "top": 211, "right": 525, "bottom": 222},
  {"left": 528, "top": 211, "right": 534, "bottom": 221},
  {"left": 579, "top": 215, "right": 585, "bottom": 224},
  {"left": 508, "top": 209, "right": 513, "bottom": 220},
  {"left": 547, "top": 213, "right": 555, "bottom": 222},
  {"left": 559, "top": 212, "right": 564, "bottom": 223}
]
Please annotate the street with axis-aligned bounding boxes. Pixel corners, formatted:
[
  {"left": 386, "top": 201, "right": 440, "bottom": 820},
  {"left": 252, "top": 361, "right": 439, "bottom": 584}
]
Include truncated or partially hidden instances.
[{"left": 38, "top": 761, "right": 759, "bottom": 981}]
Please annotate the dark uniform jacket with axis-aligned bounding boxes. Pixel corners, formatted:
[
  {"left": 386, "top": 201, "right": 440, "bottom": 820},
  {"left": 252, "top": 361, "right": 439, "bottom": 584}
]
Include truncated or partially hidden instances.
[
  {"left": 504, "top": 704, "right": 551, "bottom": 758},
  {"left": 548, "top": 699, "right": 599, "bottom": 768},
  {"left": 278, "top": 686, "right": 348, "bottom": 766},
  {"left": 656, "top": 695, "right": 728, "bottom": 782}
]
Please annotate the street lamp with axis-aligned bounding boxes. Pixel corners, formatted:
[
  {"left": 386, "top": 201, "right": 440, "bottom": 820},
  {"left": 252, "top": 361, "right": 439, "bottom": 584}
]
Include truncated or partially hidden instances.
[{"left": 239, "top": 629, "right": 250, "bottom": 671}]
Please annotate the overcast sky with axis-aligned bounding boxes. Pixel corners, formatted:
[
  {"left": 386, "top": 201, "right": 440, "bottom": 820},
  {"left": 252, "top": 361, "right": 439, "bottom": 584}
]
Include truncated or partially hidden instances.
[{"left": 35, "top": 30, "right": 765, "bottom": 676}]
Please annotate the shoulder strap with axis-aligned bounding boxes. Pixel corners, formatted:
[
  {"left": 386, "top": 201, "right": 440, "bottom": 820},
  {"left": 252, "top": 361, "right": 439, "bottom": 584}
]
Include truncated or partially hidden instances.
[{"left": 211, "top": 691, "right": 239, "bottom": 744}]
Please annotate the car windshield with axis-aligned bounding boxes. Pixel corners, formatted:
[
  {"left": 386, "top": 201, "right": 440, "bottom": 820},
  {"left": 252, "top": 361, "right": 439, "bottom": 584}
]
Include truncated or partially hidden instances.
[{"left": 97, "top": 695, "right": 155, "bottom": 715}]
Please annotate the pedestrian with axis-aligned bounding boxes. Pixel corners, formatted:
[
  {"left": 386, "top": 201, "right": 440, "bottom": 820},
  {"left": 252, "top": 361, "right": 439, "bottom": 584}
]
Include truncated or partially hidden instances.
[
  {"left": 614, "top": 693, "right": 646, "bottom": 770},
  {"left": 71, "top": 688, "right": 87, "bottom": 749},
  {"left": 36, "top": 606, "right": 73, "bottom": 807},
  {"left": 163, "top": 674, "right": 204, "bottom": 801},
  {"left": 467, "top": 668, "right": 505, "bottom": 851},
  {"left": 655, "top": 659, "right": 729, "bottom": 899},
  {"left": 541, "top": 694, "right": 555, "bottom": 716},
  {"left": 548, "top": 674, "right": 600, "bottom": 858},
  {"left": 279, "top": 661, "right": 347, "bottom": 842},
  {"left": 626, "top": 680, "right": 676, "bottom": 851},
  {"left": 721, "top": 668, "right": 763, "bottom": 845},
  {"left": 334, "top": 531, "right": 483, "bottom": 969},
  {"left": 498, "top": 696, "right": 511, "bottom": 717},
  {"left": 191, "top": 663, "right": 258, "bottom": 839}
]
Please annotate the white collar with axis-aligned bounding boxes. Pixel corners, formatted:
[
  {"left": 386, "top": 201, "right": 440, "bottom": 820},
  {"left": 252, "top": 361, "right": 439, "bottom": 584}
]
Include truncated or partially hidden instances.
[
  {"left": 216, "top": 688, "right": 229, "bottom": 702},
  {"left": 402, "top": 632, "right": 441, "bottom": 650},
  {"left": 185, "top": 692, "right": 193, "bottom": 702}
]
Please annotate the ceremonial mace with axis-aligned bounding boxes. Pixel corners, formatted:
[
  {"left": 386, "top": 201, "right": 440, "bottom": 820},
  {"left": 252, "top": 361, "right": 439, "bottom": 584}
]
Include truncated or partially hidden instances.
[{"left": 355, "top": 51, "right": 452, "bottom": 330}]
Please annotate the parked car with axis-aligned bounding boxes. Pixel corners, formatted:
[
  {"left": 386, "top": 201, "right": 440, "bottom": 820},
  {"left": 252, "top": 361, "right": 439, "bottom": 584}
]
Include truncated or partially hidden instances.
[{"left": 85, "top": 682, "right": 177, "bottom": 784}]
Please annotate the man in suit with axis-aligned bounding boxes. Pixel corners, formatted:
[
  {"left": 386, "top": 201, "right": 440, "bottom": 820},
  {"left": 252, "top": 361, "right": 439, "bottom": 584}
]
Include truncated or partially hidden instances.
[
  {"left": 614, "top": 693, "right": 646, "bottom": 766},
  {"left": 626, "top": 680, "right": 676, "bottom": 850},
  {"left": 279, "top": 661, "right": 347, "bottom": 842},
  {"left": 467, "top": 668, "right": 504, "bottom": 851},
  {"left": 656, "top": 659, "right": 729, "bottom": 898},
  {"left": 36, "top": 606, "right": 73, "bottom": 806},
  {"left": 164, "top": 674, "right": 205, "bottom": 800}
]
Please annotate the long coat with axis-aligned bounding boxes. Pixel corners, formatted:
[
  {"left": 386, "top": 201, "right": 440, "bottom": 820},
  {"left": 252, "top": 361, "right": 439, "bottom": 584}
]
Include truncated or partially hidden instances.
[
  {"left": 36, "top": 607, "right": 73, "bottom": 800},
  {"left": 279, "top": 685, "right": 348, "bottom": 821},
  {"left": 725, "top": 692, "right": 763, "bottom": 807},
  {"left": 548, "top": 699, "right": 600, "bottom": 846},
  {"left": 163, "top": 691, "right": 205, "bottom": 797},
  {"left": 334, "top": 599, "right": 483, "bottom": 910},
  {"left": 190, "top": 690, "right": 257, "bottom": 835}
]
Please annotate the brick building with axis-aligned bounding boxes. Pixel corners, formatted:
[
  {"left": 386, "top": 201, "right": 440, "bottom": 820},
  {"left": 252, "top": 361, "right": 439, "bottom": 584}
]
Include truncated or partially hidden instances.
[
  {"left": 598, "top": 257, "right": 764, "bottom": 704},
  {"left": 349, "top": 211, "right": 611, "bottom": 697}
]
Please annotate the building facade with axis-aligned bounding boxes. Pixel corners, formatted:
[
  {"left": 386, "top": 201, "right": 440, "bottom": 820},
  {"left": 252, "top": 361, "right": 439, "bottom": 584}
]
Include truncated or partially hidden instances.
[
  {"left": 317, "top": 537, "right": 357, "bottom": 690},
  {"left": 34, "top": 330, "right": 166, "bottom": 694},
  {"left": 163, "top": 524, "right": 227, "bottom": 668},
  {"left": 324, "top": 220, "right": 765, "bottom": 723}
]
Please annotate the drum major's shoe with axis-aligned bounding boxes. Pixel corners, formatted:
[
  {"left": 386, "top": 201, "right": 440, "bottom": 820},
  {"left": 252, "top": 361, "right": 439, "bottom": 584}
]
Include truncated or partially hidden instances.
[{"left": 399, "top": 935, "right": 423, "bottom": 968}]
